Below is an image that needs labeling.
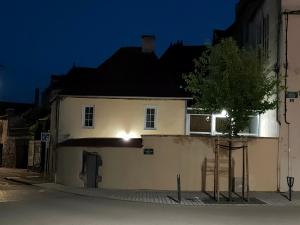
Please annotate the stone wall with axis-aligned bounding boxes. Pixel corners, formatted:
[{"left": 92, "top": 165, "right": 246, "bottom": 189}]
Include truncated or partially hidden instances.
[{"left": 56, "top": 135, "right": 279, "bottom": 191}]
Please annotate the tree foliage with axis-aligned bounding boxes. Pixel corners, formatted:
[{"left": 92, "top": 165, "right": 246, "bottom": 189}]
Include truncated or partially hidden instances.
[{"left": 184, "top": 38, "right": 278, "bottom": 136}]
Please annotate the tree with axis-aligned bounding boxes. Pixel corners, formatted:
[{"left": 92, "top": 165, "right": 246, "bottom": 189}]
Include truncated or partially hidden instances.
[
  {"left": 184, "top": 38, "right": 278, "bottom": 137},
  {"left": 184, "top": 38, "right": 279, "bottom": 201}
]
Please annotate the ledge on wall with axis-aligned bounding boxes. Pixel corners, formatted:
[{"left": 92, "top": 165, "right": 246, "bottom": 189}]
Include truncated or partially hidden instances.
[{"left": 58, "top": 138, "right": 143, "bottom": 148}]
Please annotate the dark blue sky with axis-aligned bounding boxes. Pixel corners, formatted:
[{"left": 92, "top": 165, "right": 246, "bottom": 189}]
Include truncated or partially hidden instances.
[{"left": 0, "top": 0, "right": 238, "bottom": 103}]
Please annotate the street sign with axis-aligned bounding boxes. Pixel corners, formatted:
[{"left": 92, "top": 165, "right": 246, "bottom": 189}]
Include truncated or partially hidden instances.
[
  {"left": 286, "top": 91, "right": 298, "bottom": 99},
  {"left": 41, "top": 132, "right": 50, "bottom": 142}
]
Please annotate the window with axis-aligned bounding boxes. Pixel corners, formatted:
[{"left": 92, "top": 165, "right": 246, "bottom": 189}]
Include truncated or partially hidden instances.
[
  {"left": 187, "top": 108, "right": 259, "bottom": 136},
  {"left": 239, "top": 115, "right": 259, "bottom": 136},
  {"left": 82, "top": 106, "right": 94, "bottom": 128},
  {"left": 189, "top": 114, "right": 211, "bottom": 134},
  {"left": 145, "top": 106, "right": 157, "bottom": 130},
  {"left": 215, "top": 117, "right": 229, "bottom": 134}
]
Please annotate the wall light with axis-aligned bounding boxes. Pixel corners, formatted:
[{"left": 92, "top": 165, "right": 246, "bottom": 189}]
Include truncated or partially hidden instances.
[
  {"left": 117, "top": 131, "right": 138, "bottom": 141},
  {"left": 220, "top": 109, "right": 228, "bottom": 117}
]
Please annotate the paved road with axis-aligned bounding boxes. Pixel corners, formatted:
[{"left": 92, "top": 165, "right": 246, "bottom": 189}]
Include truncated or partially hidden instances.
[
  {"left": 0, "top": 185, "right": 299, "bottom": 225},
  {"left": 0, "top": 168, "right": 299, "bottom": 225}
]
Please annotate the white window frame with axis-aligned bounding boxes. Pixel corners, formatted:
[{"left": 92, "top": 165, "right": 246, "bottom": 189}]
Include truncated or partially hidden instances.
[
  {"left": 238, "top": 115, "right": 260, "bottom": 137},
  {"left": 82, "top": 105, "right": 95, "bottom": 129},
  {"left": 144, "top": 106, "right": 158, "bottom": 130},
  {"left": 187, "top": 108, "right": 259, "bottom": 137},
  {"left": 187, "top": 114, "right": 212, "bottom": 135}
]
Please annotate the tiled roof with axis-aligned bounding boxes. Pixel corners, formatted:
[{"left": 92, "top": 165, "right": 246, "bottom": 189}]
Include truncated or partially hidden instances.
[{"left": 49, "top": 44, "right": 205, "bottom": 99}]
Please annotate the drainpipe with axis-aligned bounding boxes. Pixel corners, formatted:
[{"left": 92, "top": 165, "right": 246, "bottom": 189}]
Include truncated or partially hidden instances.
[
  {"left": 281, "top": 10, "right": 300, "bottom": 184},
  {"left": 275, "top": 1, "right": 282, "bottom": 191},
  {"left": 282, "top": 11, "right": 291, "bottom": 186}
]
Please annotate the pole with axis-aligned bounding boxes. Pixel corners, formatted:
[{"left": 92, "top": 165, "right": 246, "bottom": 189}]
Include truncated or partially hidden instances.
[
  {"left": 177, "top": 174, "right": 181, "bottom": 203},
  {"left": 44, "top": 141, "right": 49, "bottom": 174},
  {"left": 228, "top": 140, "right": 232, "bottom": 201},
  {"left": 242, "top": 145, "right": 245, "bottom": 200}
]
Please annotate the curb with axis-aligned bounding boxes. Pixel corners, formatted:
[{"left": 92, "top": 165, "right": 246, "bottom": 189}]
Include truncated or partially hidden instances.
[
  {"left": 33, "top": 183, "right": 282, "bottom": 207},
  {"left": 4, "top": 177, "right": 33, "bottom": 186}
]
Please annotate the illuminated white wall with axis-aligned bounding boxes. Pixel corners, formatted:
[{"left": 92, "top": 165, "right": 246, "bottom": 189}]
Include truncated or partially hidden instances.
[{"left": 52, "top": 97, "right": 186, "bottom": 143}]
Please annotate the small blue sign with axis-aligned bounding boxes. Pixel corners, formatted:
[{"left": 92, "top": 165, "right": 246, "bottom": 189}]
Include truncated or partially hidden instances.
[{"left": 41, "top": 132, "right": 50, "bottom": 142}]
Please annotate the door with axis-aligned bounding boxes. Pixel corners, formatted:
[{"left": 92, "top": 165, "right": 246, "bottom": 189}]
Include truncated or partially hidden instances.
[
  {"left": 86, "top": 154, "right": 98, "bottom": 188},
  {"left": 16, "top": 142, "right": 28, "bottom": 169}
]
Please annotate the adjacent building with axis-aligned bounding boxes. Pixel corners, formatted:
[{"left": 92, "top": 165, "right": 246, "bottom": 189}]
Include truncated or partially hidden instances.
[
  {"left": 0, "top": 101, "right": 33, "bottom": 168},
  {"left": 216, "top": 0, "right": 300, "bottom": 191},
  {"left": 48, "top": 36, "right": 209, "bottom": 188}
]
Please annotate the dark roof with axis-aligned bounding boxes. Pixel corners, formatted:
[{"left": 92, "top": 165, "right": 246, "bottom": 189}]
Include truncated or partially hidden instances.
[
  {"left": 59, "top": 138, "right": 143, "bottom": 148},
  {"left": 0, "top": 101, "right": 33, "bottom": 116},
  {"left": 49, "top": 43, "right": 206, "bottom": 99},
  {"left": 160, "top": 43, "right": 206, "bottom": 87}
]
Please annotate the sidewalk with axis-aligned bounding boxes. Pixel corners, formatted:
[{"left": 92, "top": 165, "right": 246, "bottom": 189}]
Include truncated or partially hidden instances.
[
  {"left": 5, "top": 171, "right": 300, "bottom": 207},
  {"left": 34, "top": 182, "right": 300, "bottom": 207},
  {"left": 1, "top": 168, "right": 50, "bottom": 185}
]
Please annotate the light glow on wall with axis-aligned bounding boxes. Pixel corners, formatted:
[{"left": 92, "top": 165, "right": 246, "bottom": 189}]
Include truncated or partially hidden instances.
[{"left": 116, "top": 131, "right": 138, "bottom": 141}]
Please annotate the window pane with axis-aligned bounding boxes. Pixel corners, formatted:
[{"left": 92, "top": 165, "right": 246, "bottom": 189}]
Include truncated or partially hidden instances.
[
  {"left": 241, "top": 116, "right": 258, "bottom": 135},
  {"left": 190, "top": 115, "right": 211, "bottom": 133},
  {"left": 146, "top": 114, "right": 151, "bottom": 121},
  {"left": 215, "top": 117, "right": 228, "bottom": 133},
  {"left": 150, "top": 122, "right": 155, "bottom": 128},
  {"left": 150, "top": 114, "right": 155, "bottom": 122}
]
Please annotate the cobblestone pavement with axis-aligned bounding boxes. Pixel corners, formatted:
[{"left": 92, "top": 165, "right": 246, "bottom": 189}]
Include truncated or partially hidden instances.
[{"left": 37, "top": 183, "right": 300, "bottom": 207}]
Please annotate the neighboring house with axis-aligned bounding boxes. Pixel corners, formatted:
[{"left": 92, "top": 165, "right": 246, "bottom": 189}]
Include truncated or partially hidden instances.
[
  {"left": 0, "top": 101, "right": 33, "bottom": 168},
  {"left": 48, "top": 36, "right": 207, "bottom": 186},
  {"left": 215, "top": 0, "right": 300, "bottom": 191},
  {"left": 50, "top": 36, "right": 281, "bottom": 191}
]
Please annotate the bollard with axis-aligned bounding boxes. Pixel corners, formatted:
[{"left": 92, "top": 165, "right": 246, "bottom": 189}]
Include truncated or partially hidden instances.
[
  {"left": 177, "top": 174, "right": 181, "bottom": 203},
  {"left": 287, "top": 176, "right": 295, "bottom": 201}
]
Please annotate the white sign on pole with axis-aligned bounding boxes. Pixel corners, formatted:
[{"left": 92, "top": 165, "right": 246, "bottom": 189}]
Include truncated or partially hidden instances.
[{"left": 41, "top": 132, "right": 50, "bottom": 143}]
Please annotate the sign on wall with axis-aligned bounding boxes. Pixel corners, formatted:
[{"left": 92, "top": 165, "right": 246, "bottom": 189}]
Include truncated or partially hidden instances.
[
  {"left": 143, "top": 148, "right": 154, "bottom": 155},
  {"left": 286, "top": 91, "right": 298, "bottom": 99}
]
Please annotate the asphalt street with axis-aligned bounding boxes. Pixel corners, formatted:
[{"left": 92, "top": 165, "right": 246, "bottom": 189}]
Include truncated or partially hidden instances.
[
  {"left": 0, "top": 168, "right": 299, "bottom": 225},
  {"left": 0, "top": 181, "right": 299, "bottom": 225}
]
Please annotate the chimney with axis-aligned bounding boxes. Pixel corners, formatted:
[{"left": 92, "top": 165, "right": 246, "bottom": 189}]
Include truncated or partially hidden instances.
[
  {"left": 34, "top": 88, "right": 40, "bottom": 107},
  {"left": 141, "top": 35, "right": 156, "bottom": 53}
]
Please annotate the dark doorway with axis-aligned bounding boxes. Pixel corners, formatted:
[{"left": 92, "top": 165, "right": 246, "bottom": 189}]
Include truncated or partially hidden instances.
[
  {"left": 86, "top": 153, "right": 98, "bottom": 188},
  {"left": 16, "top": 141, "right": 28, "bottom": 169},
  {"left": 40, "top": 142, "right": 46, "bottom": 171}
]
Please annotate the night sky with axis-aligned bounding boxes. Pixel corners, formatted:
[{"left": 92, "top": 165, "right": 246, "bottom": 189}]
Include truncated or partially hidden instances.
[{"left": 0, "top": 0, "right": 238, "bottom": 103}]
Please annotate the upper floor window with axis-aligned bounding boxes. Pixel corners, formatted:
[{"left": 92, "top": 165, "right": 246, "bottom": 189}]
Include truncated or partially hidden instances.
[
  {"left": 189, "top": 114, "right": 211, "bottom": 134},
  {"left": 82, "top": 106, "right": 95, "bottom": 128},
  {"left": 145, "top": 106, "right": 157, "bottom": 130},
  {"left": 187, "top": 108, "right": 259, "bottom": 136}
]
